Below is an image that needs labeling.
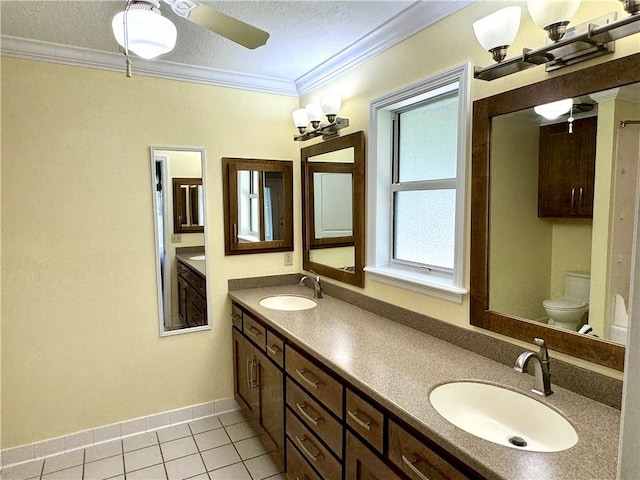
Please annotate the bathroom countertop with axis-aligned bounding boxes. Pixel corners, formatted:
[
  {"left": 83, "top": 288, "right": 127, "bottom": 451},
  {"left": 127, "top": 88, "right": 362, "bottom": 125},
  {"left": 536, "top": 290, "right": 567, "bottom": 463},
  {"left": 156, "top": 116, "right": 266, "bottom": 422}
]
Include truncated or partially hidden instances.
[
  {"left": 176, "top": 252, "right": 206, "bottom": 277},
  {"left": 228, "top": 284, "right": 620, "bottom": 480}
]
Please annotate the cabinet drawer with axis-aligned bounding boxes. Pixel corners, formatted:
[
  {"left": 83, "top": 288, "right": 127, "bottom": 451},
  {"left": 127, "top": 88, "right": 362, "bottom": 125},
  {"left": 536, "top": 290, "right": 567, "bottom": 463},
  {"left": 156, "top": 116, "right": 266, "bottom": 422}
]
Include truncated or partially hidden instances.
[
  {"left": 388, "top": 420, "right": 470, "bottom": 480},
  {"left": 286, "top": 409, "right": 341, "bottom": 480},
  {"left": 244, "top": 314, "right": 266, "bottom": 351},
  {"left": 266, "top": 330, "right": 284, "bottom": 368},
  {"left": 346, "top": 389, "right": 384, "bottom": 454},
  {"left": 286, "top": 346, "right": 343, "bottom": 417},
  {"left": 285, "top": 438, "right": 321, "bottom": 480},
  {"left": 231, "top": 304, "right": 243, "bottom": 330},
  {"left": 287, "top": 378, "right": 342, "bottom": 458}
]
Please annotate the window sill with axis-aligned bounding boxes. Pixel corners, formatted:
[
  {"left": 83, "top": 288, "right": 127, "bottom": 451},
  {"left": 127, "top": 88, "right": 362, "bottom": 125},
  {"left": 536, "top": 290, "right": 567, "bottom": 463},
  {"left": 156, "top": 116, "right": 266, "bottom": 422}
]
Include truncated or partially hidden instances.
[{"left": 364, "top": 265, "right": 468, "bottom": 304}]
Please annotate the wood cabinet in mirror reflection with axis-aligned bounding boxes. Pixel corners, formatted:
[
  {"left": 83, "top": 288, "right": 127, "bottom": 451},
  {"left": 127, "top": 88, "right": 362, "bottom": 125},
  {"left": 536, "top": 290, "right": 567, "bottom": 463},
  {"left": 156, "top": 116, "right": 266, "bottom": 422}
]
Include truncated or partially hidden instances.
[
  {"left": 302, "top": 131, "right": 366, "bottom": 287},
  {"left": 172, "top": 178, "right": 204, "bottom": 233},
  {"left": 222, "top": 158, "right": 293, "bottom": 255}
]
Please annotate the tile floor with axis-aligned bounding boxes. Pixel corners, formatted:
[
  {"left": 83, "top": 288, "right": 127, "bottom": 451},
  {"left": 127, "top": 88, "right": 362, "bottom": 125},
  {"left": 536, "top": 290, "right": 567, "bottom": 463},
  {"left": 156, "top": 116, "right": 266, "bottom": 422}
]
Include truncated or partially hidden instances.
[{"left": 3, "top": 411, "right": 285, "bottom": 480}]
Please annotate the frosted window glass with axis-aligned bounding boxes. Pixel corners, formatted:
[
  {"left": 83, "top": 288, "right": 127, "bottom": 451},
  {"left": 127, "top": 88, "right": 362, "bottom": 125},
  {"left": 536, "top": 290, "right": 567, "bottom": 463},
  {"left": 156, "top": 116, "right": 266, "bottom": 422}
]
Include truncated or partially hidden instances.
[
  {"left": 394, "top": 190, "right": 455, "bottom": 269},
  {"left": 398, "top": 94, "right": 458, "bottom": 182}
]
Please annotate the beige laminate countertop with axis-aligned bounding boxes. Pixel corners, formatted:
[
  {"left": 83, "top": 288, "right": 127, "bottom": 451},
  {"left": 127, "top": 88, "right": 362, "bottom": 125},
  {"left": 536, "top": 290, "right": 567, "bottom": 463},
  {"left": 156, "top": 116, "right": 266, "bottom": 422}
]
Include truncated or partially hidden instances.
[
  {"left": 228, "top": 284, "right": 620, "bottom": 480},
  {"left": 176, "top": 252, "right": 206, "bottom": 276}
]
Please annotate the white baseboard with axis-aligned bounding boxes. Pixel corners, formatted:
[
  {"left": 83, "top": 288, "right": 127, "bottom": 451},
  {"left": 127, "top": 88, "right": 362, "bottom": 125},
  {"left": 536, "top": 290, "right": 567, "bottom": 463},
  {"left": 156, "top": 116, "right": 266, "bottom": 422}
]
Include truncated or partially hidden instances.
[{"left": 1, "top": 397, "right": 239, "bottom": 468}]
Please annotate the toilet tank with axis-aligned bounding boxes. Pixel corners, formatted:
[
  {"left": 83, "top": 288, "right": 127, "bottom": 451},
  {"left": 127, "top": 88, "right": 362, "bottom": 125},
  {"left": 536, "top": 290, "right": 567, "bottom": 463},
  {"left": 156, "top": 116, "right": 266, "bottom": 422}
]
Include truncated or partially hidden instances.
[{"left": 565, "top": 271, "right": 590, "bottom": 303}]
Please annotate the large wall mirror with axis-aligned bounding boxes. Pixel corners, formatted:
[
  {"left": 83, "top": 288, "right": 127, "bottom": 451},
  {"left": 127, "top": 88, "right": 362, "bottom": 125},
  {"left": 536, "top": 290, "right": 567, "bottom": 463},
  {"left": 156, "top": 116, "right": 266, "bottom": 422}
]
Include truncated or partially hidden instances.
[
  {"left": 151, "top": 147, "right": 210, "bottom": 336},
  {"left": 471, "top": 54, "right": 640, "bottom": 371},
  {"left": 222, "top": 157, "right": 293, "bottom": 255},
  {"left": 302, "top": 131, "right": 365, "bottom": 287}
]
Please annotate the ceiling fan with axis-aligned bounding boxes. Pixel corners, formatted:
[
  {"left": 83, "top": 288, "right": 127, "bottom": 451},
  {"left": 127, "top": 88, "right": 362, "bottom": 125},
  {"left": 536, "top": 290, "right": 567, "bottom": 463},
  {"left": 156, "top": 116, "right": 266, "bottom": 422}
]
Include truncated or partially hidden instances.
[{"left": 112, "top": 0, "right": 270, "bottom": 61}]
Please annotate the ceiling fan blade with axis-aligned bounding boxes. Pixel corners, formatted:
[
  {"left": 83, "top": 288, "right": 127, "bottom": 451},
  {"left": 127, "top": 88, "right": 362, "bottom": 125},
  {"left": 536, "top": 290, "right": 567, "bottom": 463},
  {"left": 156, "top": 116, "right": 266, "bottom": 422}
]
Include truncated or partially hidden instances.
[{"left": 168, "top": 0, "right": 269, "bottom": 49}]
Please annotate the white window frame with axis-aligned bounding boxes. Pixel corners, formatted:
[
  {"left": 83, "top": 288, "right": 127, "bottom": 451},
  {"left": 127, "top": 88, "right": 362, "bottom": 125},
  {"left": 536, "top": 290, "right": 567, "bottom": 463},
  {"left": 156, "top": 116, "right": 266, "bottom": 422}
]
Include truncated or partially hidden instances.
[{"left": 365, "top": 63, "right": 470, "bottom": 303}]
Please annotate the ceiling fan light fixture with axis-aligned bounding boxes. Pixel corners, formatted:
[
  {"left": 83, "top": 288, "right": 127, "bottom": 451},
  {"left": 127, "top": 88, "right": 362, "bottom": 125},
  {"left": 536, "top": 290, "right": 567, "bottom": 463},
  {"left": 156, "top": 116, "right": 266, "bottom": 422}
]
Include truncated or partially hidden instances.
[
  {"left": 112, "top": 1, "right": 177, "bottom": 60},
  {"left": 534, "top": 98, "right": 574, "bottom": 120}
]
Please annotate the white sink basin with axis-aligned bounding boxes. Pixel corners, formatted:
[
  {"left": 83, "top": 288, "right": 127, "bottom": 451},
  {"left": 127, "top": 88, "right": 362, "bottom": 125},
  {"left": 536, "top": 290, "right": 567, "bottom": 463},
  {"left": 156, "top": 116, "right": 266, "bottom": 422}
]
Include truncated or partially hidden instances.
[
  {"left": 259, "top": 295, "right": 317, "bottom": 311},
  {"left": 429, "top": 382, "right": 577, "bottom": 452},
  {"left": 190, "top": 255, "right": 205, "bottom": 261}
]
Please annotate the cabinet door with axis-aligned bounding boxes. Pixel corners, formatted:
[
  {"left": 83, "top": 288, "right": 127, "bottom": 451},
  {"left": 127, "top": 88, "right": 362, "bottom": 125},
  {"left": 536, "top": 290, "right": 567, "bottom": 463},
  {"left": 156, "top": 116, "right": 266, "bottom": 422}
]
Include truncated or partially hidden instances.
[
  {"left": 538, "top": 117, "right": 596, "bottom": 217},
  {"left": 177, "top": 275, "right": 189, "bottom": 325},
  {"left": 232, "top": 329, "right": 257, "bottom": 414},
  {"left": 257, "top": 349, "right": 284, "bottom": 469},
  {"left": 345, "top": 432, "right": 402, "bottom": 480}
]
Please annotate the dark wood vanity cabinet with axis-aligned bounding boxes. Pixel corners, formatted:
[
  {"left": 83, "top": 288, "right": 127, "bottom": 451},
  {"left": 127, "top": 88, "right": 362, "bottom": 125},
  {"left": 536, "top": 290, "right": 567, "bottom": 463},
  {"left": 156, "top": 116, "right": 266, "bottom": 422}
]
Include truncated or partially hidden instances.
[
  {"left": 230, "top": 302, "right": 481, "bottom": 480},
  {"left": 231, "top": 310, "right": 284, "bottom": 469},
  {"left": 177, "top": 259, "right": 206, "bottom": 327},
  {"left": 538, "top": 116, "right": 597, "bottom": 218}
]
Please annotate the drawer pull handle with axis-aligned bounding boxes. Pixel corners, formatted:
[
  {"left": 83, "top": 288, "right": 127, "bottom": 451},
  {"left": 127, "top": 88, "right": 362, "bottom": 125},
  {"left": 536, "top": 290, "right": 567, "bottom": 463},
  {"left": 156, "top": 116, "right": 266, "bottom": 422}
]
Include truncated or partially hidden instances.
[
  {"left": 347, "top": 409, "right": 373, "bottom": 431},
  {"left": 296, "top": 402, "right": 322, "bottom": 426},
  {"left": 401, "top": 454, "right": 431, "bottom": 480},
  {"left": 295, "top": 435, "right": 323, "bottom": 462},
  {"left": 246, "top": 325, "right": 262, "bottom": 337},
  {"left": 266, "top": 344, "right": 281, "bottom": 355},
  {"left": 295, "top": 368, "right": 321, "bottom": 389}
]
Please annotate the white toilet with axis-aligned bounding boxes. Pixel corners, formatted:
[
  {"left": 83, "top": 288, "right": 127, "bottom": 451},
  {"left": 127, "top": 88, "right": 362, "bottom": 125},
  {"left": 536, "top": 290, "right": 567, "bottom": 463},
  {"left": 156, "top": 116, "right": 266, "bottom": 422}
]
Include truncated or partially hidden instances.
[{"left": 543, "top": 272, "right": 590, "bottom": 331}]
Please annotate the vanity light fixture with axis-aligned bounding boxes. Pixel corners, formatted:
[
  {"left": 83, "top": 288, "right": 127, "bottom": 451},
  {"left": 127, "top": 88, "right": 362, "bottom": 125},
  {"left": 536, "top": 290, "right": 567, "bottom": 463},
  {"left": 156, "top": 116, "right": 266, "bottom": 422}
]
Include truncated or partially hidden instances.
[
  {"left": 292, "top": 94, "right": 349, "bottom": 141},
  {"left": 112, "top": 0, "right": 177, "bottom": 60},
  {"left": 473, "top": 6, "right": 522, "bottom": 62},
  {"left": 474, "top": 0, "right": 640, "bottom": 81}
]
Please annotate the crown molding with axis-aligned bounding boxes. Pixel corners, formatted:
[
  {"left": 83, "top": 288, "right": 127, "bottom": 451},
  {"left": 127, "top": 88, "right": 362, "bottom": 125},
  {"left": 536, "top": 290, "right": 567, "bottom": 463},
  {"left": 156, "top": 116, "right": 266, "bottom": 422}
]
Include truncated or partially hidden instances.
[
  {"left": 295, "top": 0, "right": 472, "bottom": 96},
  {"left": 0, "top": 35, "right": 298, "bottom": 96}
]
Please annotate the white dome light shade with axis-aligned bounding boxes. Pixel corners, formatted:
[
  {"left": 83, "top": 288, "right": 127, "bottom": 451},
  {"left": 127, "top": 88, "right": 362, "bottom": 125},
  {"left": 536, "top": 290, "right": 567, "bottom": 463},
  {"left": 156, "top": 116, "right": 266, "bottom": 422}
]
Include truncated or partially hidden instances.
[
  {"left": 305, "top": 103, "right": 324, "bottom": 122},
  {"left": 534, "top": 99, "right": 574, "bottom": 120},
  {"left": 527, "top": 0, "right": 581, "bottom": 30},
  {"left": 320, "top": 94, "right": 342, "bottom": 116},
  {"left": 292, "top": 109, "right": 309, "bottom": 129},
  {"left": 473, "top": 6, "right": 521, "bottom": 62},
  {"left": 112, "top": 9, "right": 177, "bottom": 60}
]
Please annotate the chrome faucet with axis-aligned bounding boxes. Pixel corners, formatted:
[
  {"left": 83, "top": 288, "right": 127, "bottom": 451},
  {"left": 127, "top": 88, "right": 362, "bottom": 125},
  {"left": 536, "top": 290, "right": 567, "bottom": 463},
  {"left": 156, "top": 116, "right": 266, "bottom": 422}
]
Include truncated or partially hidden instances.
[
  {"left": 514, "top": 338, "right": 553, "bottom": 396},
  {"left": 299, "top": 272, "right": 323, "bottom": 298}
]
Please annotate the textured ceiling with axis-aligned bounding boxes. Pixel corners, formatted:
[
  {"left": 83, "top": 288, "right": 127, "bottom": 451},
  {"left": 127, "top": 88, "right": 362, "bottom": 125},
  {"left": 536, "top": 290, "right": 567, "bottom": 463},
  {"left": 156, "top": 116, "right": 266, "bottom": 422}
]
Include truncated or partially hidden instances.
[{"left": 1, "top": 0, "right": 421, "bottom": 82}]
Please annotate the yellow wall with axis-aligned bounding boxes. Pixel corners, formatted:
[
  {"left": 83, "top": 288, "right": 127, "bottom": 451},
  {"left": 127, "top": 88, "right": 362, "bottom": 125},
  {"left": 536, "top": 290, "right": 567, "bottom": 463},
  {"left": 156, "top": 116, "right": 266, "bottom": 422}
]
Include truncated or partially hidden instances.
[
  {"left": 299, "top": 0, "right": 636, "bottom": 362},
  {"left": 549, "top": 222, "right": 593, "bottom": 298},
  {"left": 1, "top": 0, "right": 637, "bottom": 450},
  {"left": 1, "top": 58, "right": 299, "bottom": 448},
  {"left": 489, "top": 115, "right": 550, "bottom": 320}
]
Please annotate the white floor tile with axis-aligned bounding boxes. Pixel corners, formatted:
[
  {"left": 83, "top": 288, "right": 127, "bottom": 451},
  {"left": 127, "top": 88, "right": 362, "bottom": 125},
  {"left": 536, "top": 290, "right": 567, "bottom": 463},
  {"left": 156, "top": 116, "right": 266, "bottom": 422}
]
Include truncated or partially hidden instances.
[
  {"left": 189, "top": 416, "right": 222, "bottom": 435},
  {"left": 194, "top": 429, "right": 231, "bottom": 452},
  {"left": 41, "top": 465, "right": 83, "bottom": 480},
  {"left": 218, "top": 410, "right": 249, "bottom": 427},
  {"left": 224, "top": 421, "right": 259, "bottom": 443},
  {"left": 157, "top": 424, "right": 192, "bottom": 444},
  {"left": 124, "top": 445, "right": 163, "bottom": 473},
  {"left": 160, "top": 436, "right": 198, "bottom": 462},
  {"left": 2, "top": 460, "right": 43, "bottom": 480},
  {"left": 84, "top": 455, "right": 124, "bottom": 480},
  {"left": 209, "top": 461, "right": 251, "bottom": 480},
  {"left": 126, "top": 463, "right": 167, "bottom": 480},
  {"left": 234, "top": 436, "right": 269, "bottom": 460},
  {"left": 264, "top": 474, "right": 287, "bottom": 480},
  {"left": 200, "top": 444, "right": 241, "bottom": 472},
  {"left": 243, "top": 454, "right": 281, "bottom": 480},
  {"left": 85, "top": 440, "right": 123, "bottom": 463},
  {"left": 164, "top": 453, "right": 206, "bottom": 480},
  {"left": 123, "top": 432, "right": 158, "bottom": 453},
  {"left": 42, "top": 450, "right": 84, "bottom": 474}
]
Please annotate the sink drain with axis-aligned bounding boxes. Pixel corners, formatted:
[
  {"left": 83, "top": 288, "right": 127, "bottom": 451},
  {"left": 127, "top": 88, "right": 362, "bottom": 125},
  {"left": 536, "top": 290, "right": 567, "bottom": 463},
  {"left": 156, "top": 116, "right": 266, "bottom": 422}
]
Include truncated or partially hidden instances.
[{"left": 509, "top": 436, "right": 528, "bottom": 447}]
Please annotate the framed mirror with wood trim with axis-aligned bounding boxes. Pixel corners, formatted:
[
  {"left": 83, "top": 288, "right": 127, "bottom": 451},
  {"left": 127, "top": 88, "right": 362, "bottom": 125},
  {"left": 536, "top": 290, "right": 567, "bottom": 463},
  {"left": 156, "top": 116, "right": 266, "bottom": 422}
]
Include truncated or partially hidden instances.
[
  {"left": 222, "top": 157, "right": 293, "bottom": 255},
  {"left": 302, "top": 131, "right": 366, "bottom": 287},
  {"left": 471, "top": 53, "right": 640, "bottom": 371}
]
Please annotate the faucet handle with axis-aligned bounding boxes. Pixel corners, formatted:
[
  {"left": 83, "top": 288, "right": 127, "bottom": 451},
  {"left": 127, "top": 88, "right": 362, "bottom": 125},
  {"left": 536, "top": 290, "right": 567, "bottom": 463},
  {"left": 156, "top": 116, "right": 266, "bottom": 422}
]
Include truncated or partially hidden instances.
[
  {"left": 309, "top": 270, "right": 321, "bottom": 282},
  {"left": 534, "top": 338, "right": 549, "bottom": 362}
]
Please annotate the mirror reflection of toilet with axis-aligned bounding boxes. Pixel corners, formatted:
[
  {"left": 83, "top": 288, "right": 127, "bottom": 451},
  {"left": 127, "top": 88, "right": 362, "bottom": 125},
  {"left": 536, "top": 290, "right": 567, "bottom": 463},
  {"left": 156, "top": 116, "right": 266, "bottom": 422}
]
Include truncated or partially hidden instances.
[{"left": 543, "top": 272, "right": 590, "bottom": 331}]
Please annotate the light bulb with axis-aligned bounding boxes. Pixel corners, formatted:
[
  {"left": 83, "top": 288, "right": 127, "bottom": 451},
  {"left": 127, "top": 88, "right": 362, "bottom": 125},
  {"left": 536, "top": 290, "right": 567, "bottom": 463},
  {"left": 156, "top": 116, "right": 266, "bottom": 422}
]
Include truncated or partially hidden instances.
[{"left": 112, "top": 6, "right": 177, "bottom": 59}]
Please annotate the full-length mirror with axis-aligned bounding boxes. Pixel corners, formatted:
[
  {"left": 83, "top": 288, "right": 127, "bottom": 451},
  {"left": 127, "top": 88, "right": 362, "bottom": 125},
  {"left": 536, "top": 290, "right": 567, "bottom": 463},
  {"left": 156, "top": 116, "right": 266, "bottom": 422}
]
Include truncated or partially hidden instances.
[
  {"left": 222, "top": 158, "right": 293, "bottom": 255},
  {"left": 151, "top": 147, "right": 209, "bottom": 335},
  {"left": 302, "top": 131, "right": 365, "bottom": 287},
  {"left": 471, "top": 54, "right": 640, "bottom": 370}
]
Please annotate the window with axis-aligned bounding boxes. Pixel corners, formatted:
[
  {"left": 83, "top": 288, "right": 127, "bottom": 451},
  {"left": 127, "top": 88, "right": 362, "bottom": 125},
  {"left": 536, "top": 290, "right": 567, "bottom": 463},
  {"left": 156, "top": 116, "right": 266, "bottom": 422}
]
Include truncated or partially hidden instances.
[{"left": 366, "top": 64, "right": 470, "bottom": 302}]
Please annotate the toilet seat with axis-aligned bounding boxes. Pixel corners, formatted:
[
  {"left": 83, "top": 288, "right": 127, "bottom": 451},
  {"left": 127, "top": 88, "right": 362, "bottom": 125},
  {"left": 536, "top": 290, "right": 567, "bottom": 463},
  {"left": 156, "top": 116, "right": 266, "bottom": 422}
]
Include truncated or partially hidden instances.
[{"left": 543, "top": 298, "right": 587, "bottom": 310}]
